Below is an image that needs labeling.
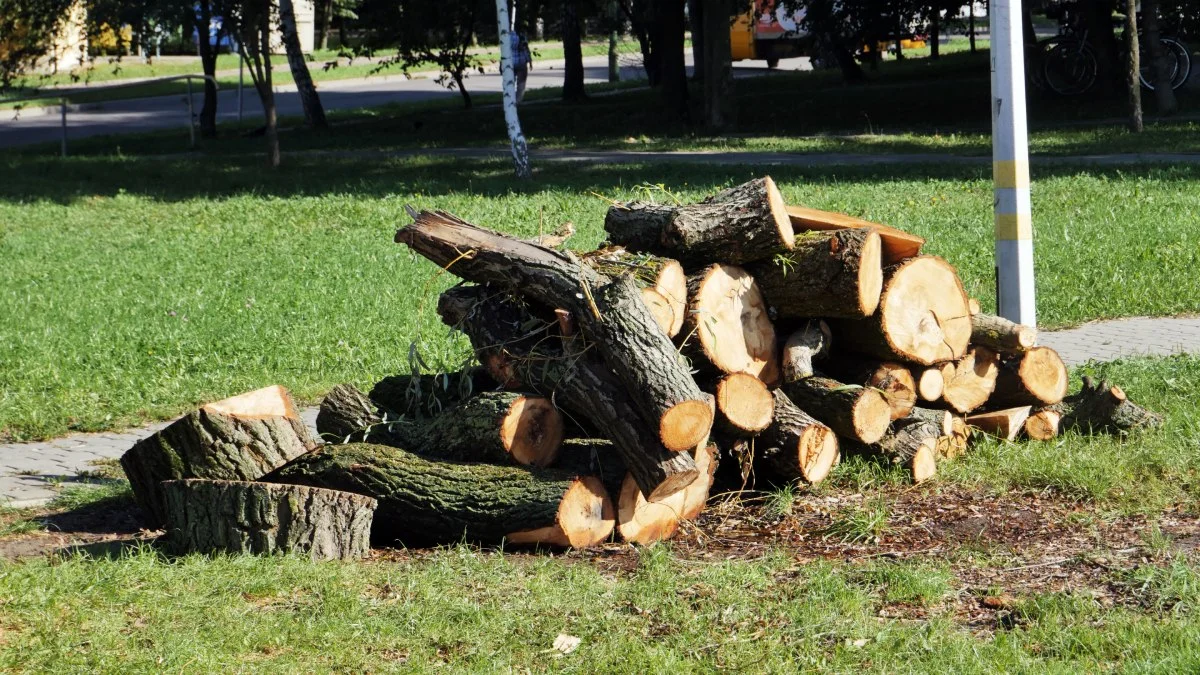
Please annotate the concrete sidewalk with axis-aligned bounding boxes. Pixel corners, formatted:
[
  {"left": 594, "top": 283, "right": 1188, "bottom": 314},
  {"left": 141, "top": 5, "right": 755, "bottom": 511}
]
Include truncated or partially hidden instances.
[{"left": 2, "top": 315, "right": 1198, "bottom": 508}]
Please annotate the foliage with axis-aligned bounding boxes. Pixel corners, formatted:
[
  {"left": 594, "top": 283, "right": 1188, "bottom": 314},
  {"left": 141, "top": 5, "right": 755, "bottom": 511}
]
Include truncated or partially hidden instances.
[{"left": 0, "top": 0, "right": 75, "bottom": 90}]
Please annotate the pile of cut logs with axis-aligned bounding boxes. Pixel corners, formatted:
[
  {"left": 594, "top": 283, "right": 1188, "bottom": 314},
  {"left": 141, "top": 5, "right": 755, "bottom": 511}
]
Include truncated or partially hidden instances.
[{"left": 120, "top": 176, "right": 1163, "bottom": 560}]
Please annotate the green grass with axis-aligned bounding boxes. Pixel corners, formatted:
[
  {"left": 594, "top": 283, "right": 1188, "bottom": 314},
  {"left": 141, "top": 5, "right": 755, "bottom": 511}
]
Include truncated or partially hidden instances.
[{"left": 2, "top": 155, "right": 1199, "bottom": 440}]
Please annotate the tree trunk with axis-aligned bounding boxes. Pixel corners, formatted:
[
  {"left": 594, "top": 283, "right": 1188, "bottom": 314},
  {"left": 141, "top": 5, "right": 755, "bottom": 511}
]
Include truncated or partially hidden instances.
[
  {"left": 939, "top": 346, "right": 1000, "bottom": 414},
  {"left": 785, "top": 205, "right": 924, "bottom": 264},
  {"left": 689, "top": 0, "right": 704, "bottom": 81},
  {"left": 781, "top": 321, "right": 831, "bottom": 382},
  {"left": 196, "top": 0, "right": 219, "bottom": 139},
  {"left": 842, "top": 417, "right": 939, "bottom": 483},
  {"left": 969, "top": 7, "right": 976, "bottom": 53},
  {"left": 712, "top": 372, "right": 775, "bottom": 436},
  {"left": 701, "top": 0, "right": 735, "bottom": 129},
  {"left": 971, "top": 312, "right": 1037, "bottom": 353},
  {"left": 1125, "top": 0, "right": 1143, "bottom": 132},
  {"left": 746, "top": 228, "right": 884, "bottom": 319},
  {"left": 317, "top": 0, "right": 333, "bottom": 50},
  {"left": 1043, "top": 376, "right": 1163, "bottom": 435},
  {"left": 399, "top": 211, "right": 712, "bottom": 452},
  {"left": 966, "top": 406, "right": 1031, "bottom": 441},
  {"left": 780, "top": 376, "right": 892, "bottom": 444},
  {"left": 655, "top": 0, "right": 690, "bottom": 122},
  {"left": 756, "top": 390, "right": 839, "bottom": 484},
  {"left": 562, "top": 0, "right": 587, "bottom": 101},
  {"left": 582, "top": 248, "right": 687, "bottom": 337},
  {"left": 318, "top": 383, "right": 565, "bottom": 467},
  {"left": 162, "top": 480, "right": 375, "bottom": 561},
  {"left": 829, "top": 256, "right": 971, "bottom": 365},
  {"left": 496, "top": 0, "right": 533, "bottom": 178},
  {"left": 454, "top": 71, "right": 473, "bottom": 108},
  {"left": 1141, "top": 0, "right": 1178, "bottom": 114},
  {"left": 279, "top": 0, "right": 328, "bottom": 129},
  {"left": 930, "top": 9, "right": 940, "bottom": 59},
  {"left": 989, "top": 346, "right": 1069, "bottom": 407},
  {"left": 605, "top": 177, "right": 794, "bottom": 266},
  {"left": 262, "top": 443, "right": 615, "bottom": 548},
  {"left": 368, "top": 369, "right": 496, "bottom": 418},
  {"left": 120, "top": 385, "right": 314, "bottom": 527},
  {"left": 681, "top": 263, "right": 780, "bottom": 385},
  {"left": 436, "top": 284, "right": 699, "bottom": 500},
  {"left": 822, "top": 360, "right": 917, "bottom": 421}
]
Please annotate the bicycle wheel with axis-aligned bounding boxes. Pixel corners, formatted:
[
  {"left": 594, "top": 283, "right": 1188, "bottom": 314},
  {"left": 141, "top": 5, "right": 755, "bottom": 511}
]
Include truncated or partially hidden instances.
[
  {"left": 1043, "top": 39, "right": 1098, "bottom": 95},
  {"left": 1140, "top": 37, "right": 1190, "bottom": 90}
]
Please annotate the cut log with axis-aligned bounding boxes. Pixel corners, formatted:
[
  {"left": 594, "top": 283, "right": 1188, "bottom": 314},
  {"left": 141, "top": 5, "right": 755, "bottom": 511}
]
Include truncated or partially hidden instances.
[
  {"left": 438, "top": 285, "right": 698, "bottom": 500},
  {"left": 989, "top": 347, "right": 1069, "bottom": 408},
  {"left": 682, "top": 263, "right": 780, "bottom": 385},
  {"left": 713, "top": 372, "right": 775, "bottom": 436},
  {"left": 552, "top": 438, "right": 627, "bottom": 500},
  {"left": 319, "top": 383, "right": 564, "bottom": 468},
  {"left": 966, "top": 406, "right": 1032, "bottom": 441},
  {"left": 746, "top": 228, "right": 883, "bottom": 318},
  {"left": 781, "top": 321, "right": 831, "bottom": 383},
  {"left": 971, "top": 313, "right": 1037, "bottom": 354},
  {"left": 368, "top": 368, "right": 496, "bottom": 416},
  {"left": 681, "top": 443, "right": 718, "bottom": 520},
  {"left": 784, "top": 204, "right": 924, "bottom": 264},
  {"left": 780, "top": 376, "right": 892, "bottom": 444},
  {"left": 907, "top": 407, "right": 970, "bottom": 459},
  {"left": 604, "top": 177, "right": 794, "bottom": 266},
  {"left": 1024, "top": 409, "right": 1062, "bottom": 441},
  {"left": 842, "top": 417, "right": 939, "bottom": 483},
  {"left": 968, "top": 297, "right": 982, "bottom": 315},
  {"left": 583, "top": 248, "right": 686, "bottom": 337},
  {"left": 756, "top": 390, "right": 839, "bottom": 484},
  {"left": 262, "top": 443, "right": 615, "bottom": 548},
  {"left": 915, "top": 366, "right": 946, "bottom": 402},
  {"left": 829, "top": 256, "right": 971, "bottom": 365},
  {"left": 616, "top": 471, "right": 687, "bottom": 544},
  {"left": 640, "top": 287, "right": 679, "bottom": 337},
  {"left": 941, "top": 346, "right": 1000, "bottom": 414},
  {"left": 399, "top": 211, "right": 713, "bottom": 453},
  {"left": 1043, "top": 376, "right": 1163, "bottom": 435},
  {"left": 823, "top": 360, "right": 917, "bottom": 421},
  {"left": 120, "top": 385, "right": 314, "bottom": 527},
  {"left": 162, "top": 479, "right": 375, "bottom": 561}
]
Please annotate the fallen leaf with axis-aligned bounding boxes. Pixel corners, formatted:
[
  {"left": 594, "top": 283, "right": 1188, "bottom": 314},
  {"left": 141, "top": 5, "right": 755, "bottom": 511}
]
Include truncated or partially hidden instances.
[{"left": 552, "top": 633, "right": 581, "bottom": 655}]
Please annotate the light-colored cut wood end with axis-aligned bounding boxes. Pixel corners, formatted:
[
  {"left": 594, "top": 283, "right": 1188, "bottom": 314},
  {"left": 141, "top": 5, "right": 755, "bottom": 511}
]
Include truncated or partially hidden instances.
[
  {"left": 654, "top": 260, "right": 688, "bottom": 337},
  {"left": 859, "top": 230, "right": 884, "bottom": 316},
  {"left": 618, "top": 473, "right": 685, "bottom": 544},
  {"left": 716, "top": 373, "right": 775, "bottom": 434},
  {"left": 690, "top": 263, "right": 780, "bottom": 385},
  {"left": 871, "top": 362, "right": 917, "bottom": 421},
  {"left": 968, "top": 297, "right": 982, "bottom": 315},
  {"left": 880, "top": 256, "right": 972, "bottom": 365},
  {"left": 854, "top": 389, "right": 894, "bottom": 444},
  {"left": 681, "top": 443, "right": 718, "bottom": 520},
  {"left": 1019, "top": 346, "right": 1069, "bottom": 405},
  {"left": 967, "top": 406, "right": 1032, "bottom": 442},
  {"left": 916, "top": 367, "right": 946, "bottom": 402},
  {"left": 943, "top": 346, "right": 1001, "bottom": 413},
  {"left": 641, "top": 287, "right": 679, "bottom": 338},
  {"left": 660, "top": 399, "right": 715, "bottom": 452},
  {"left": 508, "top": 476, "right": 615, "bottom": 548},
  {"left": 1024, "top": 409, "right": 1061, "bottom": 441},
  {"left": 203, "top": 385, "right": 298, "bottom": 420},
  {"left": 763, "top": 176, "right": 796, "bottom": 249},
  {"left": 502, "top": 396, "right": 565, "bottom": 468},
  {"left": 911, "top": 443, "right": 938, "bottom": 483},
  {"left": 800, "top": 427, "right": 839, "bottom": 484}
]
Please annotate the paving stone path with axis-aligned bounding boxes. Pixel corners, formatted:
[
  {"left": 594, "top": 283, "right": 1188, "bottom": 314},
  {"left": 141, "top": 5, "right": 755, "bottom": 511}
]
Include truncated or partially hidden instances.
[{"left": 3, "top": 317, "right": 1199, "bottom": 507}]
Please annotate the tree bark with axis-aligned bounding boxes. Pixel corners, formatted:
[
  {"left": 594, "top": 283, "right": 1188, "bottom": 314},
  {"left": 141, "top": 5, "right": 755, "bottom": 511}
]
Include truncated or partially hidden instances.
[
  {"left": 689, "top": 0, "right": 704, "bottom": 81},
  {"left": 756, "top": 389, "right": 839, "bottom": 484},
  {"left": 196, "top": 0, "right": 219, "bottom": 139},
  {"left": 262, "top": 443, "right": 615, "bottom": 548},
  {"left": 780, "top": 376, "right": 892, "bottom": 444},
  {"left": 120, "top": 386, "right": 314, "bottom": 527},
  {"left": 279, "top": 0, "right": 328, "bottom": 129},
  {"left": 1042, "top": 376, "right": 1163, "bottom": 435},
  {"left": 841, "top": 417, "right": 939, "bottom": 483},
  {"left": 1024, "top": 409, "right": 1062, "bottom": 441},
  {"left": 368, "top": 369, "right": 497, "bottom": 417},
  {"left": 905, "top": 406, "right": 967, "bottom": 458},
  {"left": 562, "top": 0, "right": 587, "bottom": 101},
  {"left": 317, "top": 0, "right": 333, "bottom": 50},
  {"left": 496, "top": 0, "right": 533, "bottom": 178},
  {"left": 398, "top": 210, "right": 712, "bottom": 452},
  {"left": 781, "top": 321, "right": 831, "bottom": 383},
  {"left": 655, "top": 0, "right": 690, "bottom": 122},
  {"left": 971, "top": 312, "right": 1037, "bottom": 353},
  {"left": 162, "top": 479, "right": 375, "bottom": 561},
  {"left": 989, "top": 346, "right": 1069, "bottom": 408},
  {"left": 582, "top": 248, "right": 687, "bottom": 337},
  {"left": 785, "top": 205, "right": 924, "bottom": 265},
  {"left": 930, "top": 8, "right": 940, "bottom": 59},
  {"left": 681, "top": 263, "right": 780, "bottom": 385},
  {"left": 604, "top": 177, "right": 794, "bottom": 266},
  {"left": 701, "top": 0, "right": 736, "bottom": 129},
  {"left": 1125, "top": 0, "right": 1143, "bottom": 132},
  {"left": 1141, "top": 0, "right": 1178, "bottom": 114},
  {"left": 746, "top": 228, "right": 883, "bottom": 319},
  {"left": 822, "top": 360, "right": 917, "bottom": 421}
]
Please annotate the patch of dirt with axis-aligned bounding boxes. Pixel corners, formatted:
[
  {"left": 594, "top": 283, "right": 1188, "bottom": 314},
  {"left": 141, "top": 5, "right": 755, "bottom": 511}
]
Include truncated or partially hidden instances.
[{"left": 0, "top": 496, "right": 159, "bottom": 560}]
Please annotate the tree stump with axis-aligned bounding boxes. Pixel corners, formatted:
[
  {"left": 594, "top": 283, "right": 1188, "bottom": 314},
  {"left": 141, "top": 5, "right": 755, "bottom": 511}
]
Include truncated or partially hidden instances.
[
  {"left": 120, "top": 385, "right": 314, "bottom": 527},
  {"left": 162, "top": 479, "right": 376, "bottom": 561},
  {"left": 1043, "top": 376, "right": 1163, "bottom": 435}
]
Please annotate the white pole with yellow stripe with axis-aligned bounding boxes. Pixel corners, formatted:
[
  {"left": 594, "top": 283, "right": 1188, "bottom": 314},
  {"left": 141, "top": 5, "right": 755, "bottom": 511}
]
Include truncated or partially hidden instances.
[{"left": 990, "top": 0, "right": 1036, "bottom": 326}]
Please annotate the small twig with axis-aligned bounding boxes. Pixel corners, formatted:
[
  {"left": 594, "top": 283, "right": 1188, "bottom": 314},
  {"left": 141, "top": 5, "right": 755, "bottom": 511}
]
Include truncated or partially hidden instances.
[{"left": 1002, "top": 556, "right": 1072, "bottom": 573}]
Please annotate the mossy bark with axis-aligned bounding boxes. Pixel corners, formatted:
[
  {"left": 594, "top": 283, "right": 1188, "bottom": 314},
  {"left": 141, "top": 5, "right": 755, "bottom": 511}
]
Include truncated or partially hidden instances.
[{"left": 1043, "top": 376, "right": 1163, "bottom": 435}]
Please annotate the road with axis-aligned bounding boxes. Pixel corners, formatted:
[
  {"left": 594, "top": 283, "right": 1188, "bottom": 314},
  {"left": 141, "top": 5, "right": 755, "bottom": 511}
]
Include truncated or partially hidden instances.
[{"left": 0, "top": 55, "right": 809, "bottom": 150}]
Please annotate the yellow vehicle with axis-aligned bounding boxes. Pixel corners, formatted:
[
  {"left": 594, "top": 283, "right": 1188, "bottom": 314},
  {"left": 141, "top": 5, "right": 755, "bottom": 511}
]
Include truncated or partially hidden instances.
[{"left": 730, "top": 0, "right": 812, "bottom": 68}]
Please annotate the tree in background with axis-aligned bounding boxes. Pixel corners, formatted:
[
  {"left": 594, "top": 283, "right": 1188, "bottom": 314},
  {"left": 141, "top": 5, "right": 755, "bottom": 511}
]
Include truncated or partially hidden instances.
[
  {"left": 229, "top": 0, "right": 280, "bottom": 165},
  {"left": 1123, "top": 0, "right": 1142, "bottom": 131},
  {"left": 192, "top": 0, "right": 223, "bottom": 138},
  {"left": 279, "top": 0, "right": 328, "bottom": 128},
  {"left": 315, "top": 0, "right": 359, "bottom": 50},
  {"left": 562, "top": 0, "right": 587, "bottom": 100},
  {"left": 495, "top": 0, "right": 532, "bottom": 178},
  {"left": 0, "top": 0, "right": 75, "bottom": 91},
  {"left": 654, "top": 0, "right": 689, "bottom": 122},
  {"left": 701, "top": 0, "right": 736, "bottom": 129},
  {"left": 1142, "top": 0, "right": 1178, "bottom": 114}
]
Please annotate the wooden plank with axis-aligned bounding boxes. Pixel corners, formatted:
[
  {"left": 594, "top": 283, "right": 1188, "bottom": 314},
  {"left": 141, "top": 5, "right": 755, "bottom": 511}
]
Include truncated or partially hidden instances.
[{"left": 785, "top": 205, "right": 924, "bottom": 264}]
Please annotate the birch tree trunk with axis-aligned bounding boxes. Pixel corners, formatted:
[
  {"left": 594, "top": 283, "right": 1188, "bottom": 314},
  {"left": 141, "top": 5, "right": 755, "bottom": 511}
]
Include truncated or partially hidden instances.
[
  {"left": 279, "top": 0, "right": 328, "bottom": 130},
  {"left": 496, "top": 0, "right": 533, "bottom": 179}
]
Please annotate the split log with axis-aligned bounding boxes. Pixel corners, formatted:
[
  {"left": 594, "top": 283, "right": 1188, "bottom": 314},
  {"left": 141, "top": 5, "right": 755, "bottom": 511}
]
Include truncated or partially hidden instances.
[
  {"left": 262, "top": 443, "right": 615, "bottom": 548},
  {"left": 904, "top": 406, "right": 968, "bottom": 458},
  {"left": 713, "top": 372, "right": 775, "bottom": 436},
  {"left": 823, "top": 360, "right": 917, "bottom": 421},
  {"left": 1043, "top": 376, "right": 1163, "bottom": 435},
  {"left": 399, "top": 210, "right": 713, "bottom": 452},
  {"left": 756, "top": 390, "right": 839, "bottom": 484},
  {"left": 829, "top": 256, "right": 971, "bottom": 365},
  {"left": 120, "top": 385, "right": 314, "bottom": 527},
  {"left": 989, "top": 347, "right": 1069, "bottom": 408},
  {"left": 915, "top": 366, "right": 946, "bottom": 402},
  {"left": 604, "top": 177, "right": 794, "bottom": 266},
  {"left": 681, "top": 263, "right": 780, "bottom": 385},
  {"left": 162, "top": 479, "right": 375, "bottom": 561},
  {"left": 940, "top": 346, "right": 1000, "bottom": 414},
  {"left": 781, "top": 321, "right": 831, "bottom": 383},
  {"left": 318, "top": 383, "right": 564, "bottom": 467},
  {"left": 746, "top": 228, "right": 883, "bottom": 318},
  {"left": 780, "top": 376, "right": 892, "bottom": 444},
  {"left": 368, "top": 368, "right": 496, "bottom": 416},
  {"left": 615, "top": 471, "right": 688, "bottom": 544},
  {"left": 971, "top": 313, "right": 1037, "bottom": 354},
  {"left": 583, "top": 248, "right": 687, "bottom": 337},
  {"left": 438, "top": 285, "right": 698, "bottom": 500},
  {"left": 1024, "top": 409, "right": 1062, "bottom": 441},
  {"left": 681, "top": 443, "right": 718, "bottom": 520},
  {"left": 842, "top": 417, "right": 939, "bottom": 483},
  {"left": 966, "top": 406, "right": 1032, "bottom": 441},
  {"left": 784, "top": 204, "right": 924, "bottom": 264}
]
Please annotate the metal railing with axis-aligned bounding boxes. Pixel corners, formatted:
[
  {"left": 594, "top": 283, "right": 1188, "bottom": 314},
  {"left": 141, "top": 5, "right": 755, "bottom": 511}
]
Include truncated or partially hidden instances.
[{"left": 2, "top": 73, "right": 219, "bottom": 157}]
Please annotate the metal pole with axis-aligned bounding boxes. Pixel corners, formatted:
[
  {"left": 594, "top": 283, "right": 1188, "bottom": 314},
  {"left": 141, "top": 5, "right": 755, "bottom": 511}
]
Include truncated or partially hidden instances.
[
  {"left": 186, "top": 77, "right": 196, "bottom": 149},
  {"left": 60, "top": 98, "right": 67, "bottom": 157},
  {"left": 238, "top": 48, "right": 245, "bottom": 122},
  {"left": 990, "top": 0, "right": 1036, "bottom": 326}
]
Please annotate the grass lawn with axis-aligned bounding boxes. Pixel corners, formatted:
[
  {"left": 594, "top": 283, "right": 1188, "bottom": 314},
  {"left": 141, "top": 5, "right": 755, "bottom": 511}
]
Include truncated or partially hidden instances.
[{"left": 1, "top": 156, "right": 1199, "bottom": 441}]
